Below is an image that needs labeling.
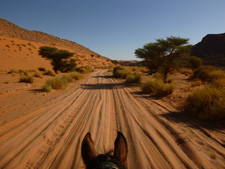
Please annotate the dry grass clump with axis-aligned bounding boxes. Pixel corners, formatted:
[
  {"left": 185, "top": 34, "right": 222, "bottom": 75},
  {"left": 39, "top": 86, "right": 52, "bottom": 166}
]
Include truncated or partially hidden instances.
[
  {"left": 33, "top": 70, "right": 42, "bottom": 78},
  {"left": 191, "top": 79, "right": 202, "bottom": 87},
  {"left": 69, "top": 72, "right": 83, "bottom": 80},
  {"left": 19, "top": 73, "right": 34, "bottom": 83},
  {"left": 113, "top": 67, "right": 128, "bottom": 79},
  {"left": 42, "top": 84, "right": 52, "bottom": 92},
  {"left": 62, "top": 72, "right": 83, "bottom": 82},
  {"left": 45, "top": 77, "right": 68, "bottom": 90},
  {"left": 184, "top": 86, "right": 225, "bottom": 121},
  {"left": 113, "top": 66, "right": 143, "bottom": 83},
  {"left": 44, "top": 69, "right": 56, "bottom": 76},
  {"left": 141, "top": 78, "right": 175, "bottom": 97},
  {"left": 8, "top": 68, "right": 19, "bottom": 74},
  {"left": 193, "top": 66, "right": 221, "bottom": 82},
  {"left": 75, "top": 67, "right": 93, "bottom": 74},
  {"left": 42, "top": 72, "right": 83, "bottom": 92},
  {"left": 126, "top": 73, "right": 141, "bottom": 83}
]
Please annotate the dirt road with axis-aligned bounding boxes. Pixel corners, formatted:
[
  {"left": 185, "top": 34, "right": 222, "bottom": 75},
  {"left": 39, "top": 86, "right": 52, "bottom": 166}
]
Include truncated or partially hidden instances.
[{"left": 0, "top": 70, "right": 225, "bottom": 169}]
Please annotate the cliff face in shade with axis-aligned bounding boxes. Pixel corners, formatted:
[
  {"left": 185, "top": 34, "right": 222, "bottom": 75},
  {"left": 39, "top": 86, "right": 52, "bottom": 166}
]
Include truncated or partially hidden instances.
[{"left": 191, "top": 33, "right": 225, "bottom": 67}]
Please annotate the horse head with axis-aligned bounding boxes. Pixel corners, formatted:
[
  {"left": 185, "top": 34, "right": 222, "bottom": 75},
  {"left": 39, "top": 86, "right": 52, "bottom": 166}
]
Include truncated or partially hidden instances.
[{"left": 81, "top": 132, "right": 128, "bottom": 169}]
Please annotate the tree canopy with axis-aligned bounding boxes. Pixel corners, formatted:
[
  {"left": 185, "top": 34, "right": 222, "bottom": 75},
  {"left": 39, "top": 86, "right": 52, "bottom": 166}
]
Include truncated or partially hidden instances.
[
  {"left": 135, "top": 36, "right": 192, "bottom": 82},
  {"left": 39, "top": 46, "right": 76, "bottom": 72}
]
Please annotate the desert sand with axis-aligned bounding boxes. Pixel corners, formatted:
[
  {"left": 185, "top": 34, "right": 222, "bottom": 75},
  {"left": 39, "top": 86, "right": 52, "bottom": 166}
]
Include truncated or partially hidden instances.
[
  {"left": 0, "top": 35, "right": 113, "bottom": 72},
  {"left": 0, "top": 70, "right": 225, "bottom": 169}
]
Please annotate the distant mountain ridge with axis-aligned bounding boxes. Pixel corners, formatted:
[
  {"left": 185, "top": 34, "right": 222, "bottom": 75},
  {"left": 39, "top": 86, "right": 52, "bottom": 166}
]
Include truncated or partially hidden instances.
[{"left": 191, "top": 33, "right": 225, "bottom": 67}]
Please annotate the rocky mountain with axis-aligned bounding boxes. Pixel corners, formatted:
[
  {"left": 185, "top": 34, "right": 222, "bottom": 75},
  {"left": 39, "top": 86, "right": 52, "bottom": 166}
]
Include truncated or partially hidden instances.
[
  {"left": 191, "top": 33, "right": 225, "bottom": 67},
  {"left": 0, "top": 18, "right": 113, "bottom": 71}
]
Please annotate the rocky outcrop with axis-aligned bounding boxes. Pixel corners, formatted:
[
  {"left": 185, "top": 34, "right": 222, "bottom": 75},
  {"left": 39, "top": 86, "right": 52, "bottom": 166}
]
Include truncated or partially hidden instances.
[{"left": 191, "top": 33, "right": 225, "bottom": 67}]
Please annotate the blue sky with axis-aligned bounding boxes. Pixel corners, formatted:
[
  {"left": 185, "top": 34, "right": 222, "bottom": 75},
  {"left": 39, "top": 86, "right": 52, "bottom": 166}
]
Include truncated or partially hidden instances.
[{"left": 1, "top": 0, "right": 225, "bottom": 60}]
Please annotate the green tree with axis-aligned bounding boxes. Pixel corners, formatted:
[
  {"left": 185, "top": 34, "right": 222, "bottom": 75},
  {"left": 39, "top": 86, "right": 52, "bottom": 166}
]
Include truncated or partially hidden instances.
[
  {"left": 135, "top": 36, "right": 191, "bottom": 82},
  {"left": 186, "top": 56, "right": 202, "bottom": 70},
  {"left": 38, "top": 46, "right": 76, "bottom": 72}
]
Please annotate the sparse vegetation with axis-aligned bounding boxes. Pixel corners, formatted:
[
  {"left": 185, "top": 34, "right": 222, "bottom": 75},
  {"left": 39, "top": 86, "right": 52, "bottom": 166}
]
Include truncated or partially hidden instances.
[
  {"left": 186, "top": 56, "right": 202, "bottom": 70},
  {"left": 42, "top": 84, "right": 52, "bottom": 92},
  {"left": 193, "top": 66, "right": 225, "bottom": 85},
  {"left": 126, "top": 73, "right": 141, "bottom": 83},
  {"left": 45, "top": 77, "right": 68, "bottom": 90},
  {"left": 44, "top": 69, "right": 56, "bottom": 76},
  {"left": 19, "top": 73, "right": 34, "bottom": 83},
  {"left": 184, "top": 86, "right": 225, "bottom": 121},
  {"left": 42, "top": 71, "right": 83, "bottom": 92},
  {"left": 33, "top": 70, "right": 42, "bottom": 78},
  {"left": 141, "top": 78, "right": 175, "bottom": 97}
]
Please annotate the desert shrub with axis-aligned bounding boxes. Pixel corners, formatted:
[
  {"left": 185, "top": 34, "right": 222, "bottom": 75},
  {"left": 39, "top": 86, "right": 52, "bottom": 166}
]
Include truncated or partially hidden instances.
[
  {"left": 75, "top": 67, "right": 93, "bottom": 74},
  {"left": 19, "top": 74, "right": 34, "bottom": 83},
  {"left": 38, "top": 67, "right": 46, "bottom": 71},
  {"left": 8, "top": 68, "right": 19, "bottom": 74},
  {"left": 62, "top": 74, "right": 75, "bottom": 82},
  {"left": 42, "top": 84, "right": 52, "bottom": 92},
  {"left": 126, "top": 73, "right": 141, "bottom": 83},
  {"left": 33, "top": 70, "right": 42, "bottom": 78},
  {"left": 191, "top": 79, "right": 202, "bottom": 87},
  {"left": 193, "top": 66, "right": 225, "bottom": 88},
  {"left": 69, "top": 72, "right": 83, "bottom": 80},
  {"left": 184, "top": 86, "right": 225, "bottom": 121},
  {"left": 154, "top": 72, "right": 164, "bottom": 80},
  {"left": 113, "top": 67, "right": 130, "bottom": 79},
  {"left": 210, "top": 78, "right": 225, "bottom": 88},
  {"left": 46, "top": 77, "right": 68, "bottom": 90},
  {"left": 187, "top": 56, "right": 202, "bottom": 70},
  {"left": 141, "top": 78, "right": 175, "bottom": 96},
  {"left": 44, "top": 69, "right": 56, "bottom": 76},
  {"left": 193, "top": 66, "right": 216, "bottom": 82},
  {"left": 113, "top": 66, "right": 124, "bottom": 78}
]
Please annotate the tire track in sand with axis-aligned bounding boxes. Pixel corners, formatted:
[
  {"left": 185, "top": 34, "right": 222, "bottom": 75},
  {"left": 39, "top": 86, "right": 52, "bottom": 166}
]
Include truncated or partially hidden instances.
[{"left": 0, "top": 70, "right": 225, "bottom": 169}]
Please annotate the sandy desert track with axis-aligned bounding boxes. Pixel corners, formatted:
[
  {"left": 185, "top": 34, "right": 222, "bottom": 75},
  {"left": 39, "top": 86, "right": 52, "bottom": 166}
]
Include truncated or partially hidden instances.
[{"left": 0, "top": 70, "right": 225, "bottom": 169}]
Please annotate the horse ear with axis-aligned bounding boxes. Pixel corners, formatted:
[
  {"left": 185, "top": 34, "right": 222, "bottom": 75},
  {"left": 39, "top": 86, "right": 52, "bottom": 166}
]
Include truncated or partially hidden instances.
[
  {"left": 114, "top": 132, "right": 128, "bottom": 166},
  {"left": 81, "top": 133, "right": 97, "bottom": 166}
]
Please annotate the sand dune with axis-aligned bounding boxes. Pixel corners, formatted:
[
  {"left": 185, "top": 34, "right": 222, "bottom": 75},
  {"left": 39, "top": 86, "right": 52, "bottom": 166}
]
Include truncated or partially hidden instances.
[{"left": 0, "top": 70, "right": 225, "bottom": 169}]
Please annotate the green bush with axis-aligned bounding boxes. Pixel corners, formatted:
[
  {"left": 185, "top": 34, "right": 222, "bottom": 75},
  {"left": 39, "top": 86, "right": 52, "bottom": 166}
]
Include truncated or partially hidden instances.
[
  {"left": 19, "top": 74, "right": 34, "bottom": 83},
  {"left": 113, "top": 66, "right": 124, "bottom": 78},
  {"left": 141, "top": 78, "right": 175, "bottom": 96},
  {"left": 126, "top": 73, "right": 141, "bottom": 83},
  {"left": 184, "top": 86, "right": 225, "bottom": 121},
  {"left": 187, "top": 56, "right": 202, "bottom": 70}
]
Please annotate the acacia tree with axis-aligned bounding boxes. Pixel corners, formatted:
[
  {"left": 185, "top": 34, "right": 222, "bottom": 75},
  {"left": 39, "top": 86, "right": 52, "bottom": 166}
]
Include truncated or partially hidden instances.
[
  {"left": 135, "top": 36, "right": 191, "bottom": 82},
  {"left": 38, "top": 46, "right": 76, "bottom": 72}
]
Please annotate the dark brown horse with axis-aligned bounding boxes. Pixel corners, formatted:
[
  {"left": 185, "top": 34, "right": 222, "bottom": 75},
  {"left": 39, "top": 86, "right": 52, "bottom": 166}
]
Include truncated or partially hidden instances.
[{"left": 81, "top": 132, "right": 128, "bottom": 169}]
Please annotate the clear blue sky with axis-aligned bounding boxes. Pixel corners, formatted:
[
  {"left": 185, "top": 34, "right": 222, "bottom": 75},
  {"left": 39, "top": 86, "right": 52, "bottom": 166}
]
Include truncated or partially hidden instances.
[{"left": 1, "top": 0, "right": 225, "bottom": 60}]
